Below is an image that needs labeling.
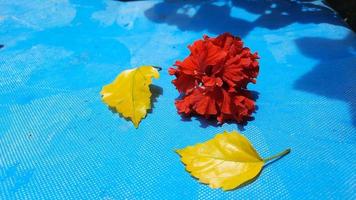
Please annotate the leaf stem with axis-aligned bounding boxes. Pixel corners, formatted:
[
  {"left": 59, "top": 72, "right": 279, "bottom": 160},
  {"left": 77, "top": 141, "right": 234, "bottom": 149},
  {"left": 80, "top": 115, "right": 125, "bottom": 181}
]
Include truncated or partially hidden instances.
[
  {"left": 263, "top": 148, "right": 291, "bottom": 162},
  {"left": 153, "top": 66, "right": 162, "bottom": 71}
]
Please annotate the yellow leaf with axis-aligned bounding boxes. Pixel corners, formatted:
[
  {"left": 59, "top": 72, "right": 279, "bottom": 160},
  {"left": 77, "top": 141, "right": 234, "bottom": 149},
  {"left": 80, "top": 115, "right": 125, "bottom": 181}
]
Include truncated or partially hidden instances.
[
  {"left": 100, "top": 66, "right": 160, "bottom": 128},
  {"left": 176, "top": 131, "right": 290, "bottom": 191}
]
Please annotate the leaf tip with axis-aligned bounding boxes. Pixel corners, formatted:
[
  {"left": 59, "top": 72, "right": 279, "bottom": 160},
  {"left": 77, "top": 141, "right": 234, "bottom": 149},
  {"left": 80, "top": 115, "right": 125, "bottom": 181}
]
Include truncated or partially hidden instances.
[
  {"left": 132, "top": 119, "right": 140, "bottom": 128},
  {"left": 175, "top": 149, "right": 183, "bottom": 155}
]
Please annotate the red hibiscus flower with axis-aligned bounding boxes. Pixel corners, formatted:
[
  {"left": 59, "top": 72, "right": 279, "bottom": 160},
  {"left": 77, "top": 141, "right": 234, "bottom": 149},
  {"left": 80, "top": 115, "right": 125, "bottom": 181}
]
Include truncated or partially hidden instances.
[{"left": 169, "top": 33, "right": 259, "bottom": 123}]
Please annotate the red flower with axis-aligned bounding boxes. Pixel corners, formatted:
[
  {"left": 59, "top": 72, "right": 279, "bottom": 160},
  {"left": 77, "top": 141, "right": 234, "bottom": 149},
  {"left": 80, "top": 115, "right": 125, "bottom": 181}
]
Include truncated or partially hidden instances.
[{"left": 169, "top": 33, "right": 259, "bottom": 123}]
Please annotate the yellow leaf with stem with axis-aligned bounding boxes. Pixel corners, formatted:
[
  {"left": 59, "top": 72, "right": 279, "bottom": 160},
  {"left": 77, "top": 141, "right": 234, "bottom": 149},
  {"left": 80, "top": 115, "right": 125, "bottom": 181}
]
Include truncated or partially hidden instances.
[
  {"left": 101, "top": 66, "right": 160, "bottom": 128},
  {"left": 176, "top": 130, "right": 290, "bottom": 191}
]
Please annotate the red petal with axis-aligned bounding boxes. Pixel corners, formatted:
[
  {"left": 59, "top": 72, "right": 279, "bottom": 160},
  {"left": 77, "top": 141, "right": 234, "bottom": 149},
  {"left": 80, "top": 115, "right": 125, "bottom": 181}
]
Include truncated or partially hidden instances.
[
  {"left": 168, "top": 67, "right": 177, "bottom": 75},
  {"left": 176, "top": 88, "right": 219, "bottom": 116},
  {"left": 174, "top": 56, "right": 198, "bottom": 75},
  {"left": 189, "top": 40, "right": 226, "bottom": 72},
  {"left": 172, "top": 74, "right": 196, "bottom": 93}
]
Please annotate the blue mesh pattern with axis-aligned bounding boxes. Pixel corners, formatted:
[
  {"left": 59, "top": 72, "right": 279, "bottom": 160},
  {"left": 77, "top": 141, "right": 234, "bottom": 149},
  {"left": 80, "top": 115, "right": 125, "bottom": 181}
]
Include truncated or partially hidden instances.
[{"left": 0, "top": 0, "right": 355, "bottom": 199}]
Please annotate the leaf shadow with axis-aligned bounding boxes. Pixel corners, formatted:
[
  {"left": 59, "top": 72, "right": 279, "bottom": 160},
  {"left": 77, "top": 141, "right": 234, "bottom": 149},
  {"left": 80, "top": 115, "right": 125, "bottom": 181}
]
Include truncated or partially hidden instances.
[
  {"left": 0, "top": 44, "right": 4, "bottom": 49},
  {"left": 188, "top": 165, "right": 262, "bottom": 191},
  {"left": 148, "top": 84, "right": 163, "bottom": 113},
  {"left": 106, "top": 84, "right": 163, "bottom": 123},
  {"left": 178, "top": 91, "right": 259, "bottom": 130}
]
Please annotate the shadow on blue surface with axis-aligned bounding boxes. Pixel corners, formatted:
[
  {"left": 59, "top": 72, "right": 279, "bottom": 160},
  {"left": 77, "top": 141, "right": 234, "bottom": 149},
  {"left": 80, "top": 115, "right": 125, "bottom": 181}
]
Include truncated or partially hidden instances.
[
  {"left": 149, "top": 85, "right": 164, "bottom": 112},
  {"left": 144, "top": 0, "right": 345, "bottom": 37},
  {"left": 294, "top": 34, "right": 356, "bottom": 127},
  {"left": 0, "top": 0, "right": 355, "bottom": 198},
  {"left": 144, "top": 0, "right": 356, "bottom": 128},
  {"left": 3, "top": 0, "right": 131, "bottom": 94},
  {"left": 0, "top": 164, "right": 34, "bottom": 193}
]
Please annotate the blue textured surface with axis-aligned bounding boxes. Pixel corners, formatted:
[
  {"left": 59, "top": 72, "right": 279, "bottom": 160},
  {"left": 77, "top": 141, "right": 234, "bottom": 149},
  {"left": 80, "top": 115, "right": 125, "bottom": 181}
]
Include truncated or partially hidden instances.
[{"left": 0, "top": 0, "right": 355, "bottom": 199}]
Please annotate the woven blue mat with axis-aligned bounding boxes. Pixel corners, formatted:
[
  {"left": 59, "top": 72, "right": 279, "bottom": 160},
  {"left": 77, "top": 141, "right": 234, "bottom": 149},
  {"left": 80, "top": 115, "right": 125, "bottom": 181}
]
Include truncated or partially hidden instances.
[{"left": 0, "top": 0, "right": 355, "bottom": 199}]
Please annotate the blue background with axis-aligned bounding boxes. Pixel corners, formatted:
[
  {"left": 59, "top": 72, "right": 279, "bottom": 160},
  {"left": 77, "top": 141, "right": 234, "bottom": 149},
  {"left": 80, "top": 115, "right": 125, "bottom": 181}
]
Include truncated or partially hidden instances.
[{"left": 0, "top": 0, "right": 355, "bottom": 199}]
